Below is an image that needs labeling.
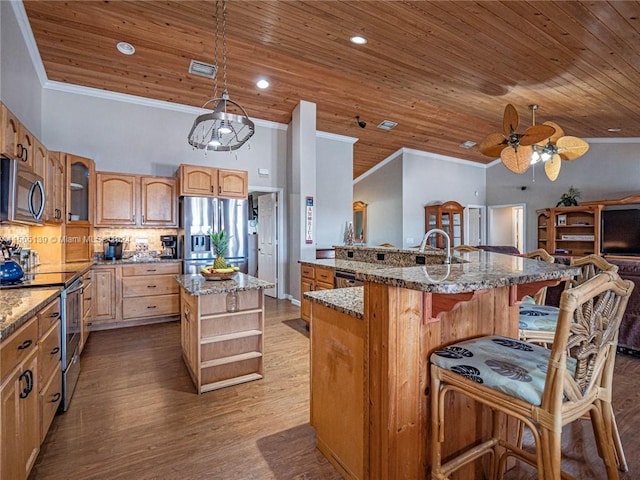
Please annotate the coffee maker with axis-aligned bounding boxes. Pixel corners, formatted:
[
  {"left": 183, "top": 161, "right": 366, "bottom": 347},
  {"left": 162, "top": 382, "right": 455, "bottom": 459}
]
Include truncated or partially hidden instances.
[{"left": 160, "top": 235, "right": 178, "bottom": 259}]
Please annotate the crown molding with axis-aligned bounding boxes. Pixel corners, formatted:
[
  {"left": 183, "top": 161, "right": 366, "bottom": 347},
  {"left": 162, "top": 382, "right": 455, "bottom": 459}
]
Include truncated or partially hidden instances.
[
  {"left": 316, "top": 131, "right": 358, "bottom": 144},
  {"left": 402, "top": 148, "right": 488, "bottom": 168},
  {"left": 585, "top": 137, "right": 640, "bottom": 143}
]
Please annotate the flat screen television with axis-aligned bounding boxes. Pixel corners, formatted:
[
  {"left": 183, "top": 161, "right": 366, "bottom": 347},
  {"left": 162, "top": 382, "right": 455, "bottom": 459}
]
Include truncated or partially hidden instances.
[{"left": 601, "top": 208, "right": 640, "bottom": 256}]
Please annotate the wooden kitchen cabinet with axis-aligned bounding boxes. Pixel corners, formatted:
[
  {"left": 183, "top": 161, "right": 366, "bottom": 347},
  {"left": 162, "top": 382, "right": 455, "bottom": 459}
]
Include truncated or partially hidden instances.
[
  {"left": 180, "top": 287, "right": 265, "bottom": 393},
  {"left": 80, "top": 270, "right": 93, "bottom": 353},
  {"left": 95, "top": 173, "right": 137, "bottom": 226},
  {"left": 178, "top": 164, "right": 248, "bottom": 198},
  {"left": 66, "top": 154, "right": 95, "bottom": 224},
  {"left": 300, "top": 264, "right": 334, "bottom": 325},
  {"left": 44, "top": 151, "right": 65, "bottom": 223},
  {"left": 536, "top": 205, "right": 601, "bottom": 257},
  {"left": 17, "top": 125, "right": 34, "bottom": 171},
  {"left": 92, "top": 265, "right": 120, "bottom": 324},
  {"left": 121, "top": 263, "right": 180, "bottom": 320},
  {"left": 1, "top": 103, "right": 20, "bottom": 159},
  {"left": 1, "top": 317, "right": 40, "bottom": 480},
  {"left": 95, "top": 173, "right": 177, "bottom": 227},
  {"left": 32, "top": 138, "right": 47, "bottom": 182}
]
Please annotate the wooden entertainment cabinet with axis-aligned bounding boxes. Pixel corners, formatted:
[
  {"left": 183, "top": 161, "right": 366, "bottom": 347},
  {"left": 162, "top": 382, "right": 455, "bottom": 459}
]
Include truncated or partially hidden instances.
[{"left": 537, "top": 193, "right": 640, "bottom": 258}]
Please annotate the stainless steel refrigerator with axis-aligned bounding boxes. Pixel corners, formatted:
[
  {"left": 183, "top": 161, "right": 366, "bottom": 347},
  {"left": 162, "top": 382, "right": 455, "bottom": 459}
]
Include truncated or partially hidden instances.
[{"left": 179, "top": 196, "right": 249, "bottom": 274}]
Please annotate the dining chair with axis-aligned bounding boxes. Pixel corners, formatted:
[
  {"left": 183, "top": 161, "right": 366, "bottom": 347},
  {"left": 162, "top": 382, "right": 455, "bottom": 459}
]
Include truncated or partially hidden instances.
[
  {"left": 430, "top": 271, "right": 634, "bottom": 480},
  {"left": 452, "top": 245, "right": 480, "bottom": 252},
  {"left": 523, "top": 249, "right": 555, "bottom": 304}
]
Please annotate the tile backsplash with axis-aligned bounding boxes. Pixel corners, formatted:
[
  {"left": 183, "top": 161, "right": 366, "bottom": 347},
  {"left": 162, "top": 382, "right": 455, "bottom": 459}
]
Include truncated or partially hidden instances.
[
  {"left": 0, "top": 225, "right": 31, "bottom": 246},
  {"left": 93, "top": 228, "right": 178, "bottom": 252}
]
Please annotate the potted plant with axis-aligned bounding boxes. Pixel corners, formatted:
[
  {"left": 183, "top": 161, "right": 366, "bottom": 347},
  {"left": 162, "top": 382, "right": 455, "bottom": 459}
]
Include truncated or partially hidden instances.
[{"left": 556, "top": 186, "right": 581, "bottom": 207}]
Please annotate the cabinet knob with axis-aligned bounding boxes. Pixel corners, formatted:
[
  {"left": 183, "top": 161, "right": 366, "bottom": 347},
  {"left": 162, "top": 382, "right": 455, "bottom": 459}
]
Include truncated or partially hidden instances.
[
  {"left": 147, "top": 305, "right": 157, "bottom": 309},
  {"left": 17, "top": 339, "right": 33, "bottom": 350},
  {"left": 50, "top": 392, "right": 61, "bottom": 403}
]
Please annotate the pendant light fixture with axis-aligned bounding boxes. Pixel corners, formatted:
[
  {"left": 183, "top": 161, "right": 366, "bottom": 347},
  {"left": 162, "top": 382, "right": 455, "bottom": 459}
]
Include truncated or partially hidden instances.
[{"left": 187, "top": 0, "right": 254, "bottom": 151}]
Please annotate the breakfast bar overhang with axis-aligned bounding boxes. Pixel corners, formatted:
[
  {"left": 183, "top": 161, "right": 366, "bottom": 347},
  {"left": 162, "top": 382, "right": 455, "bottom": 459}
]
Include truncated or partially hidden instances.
[{"left": 305, "top": 249, "right": 579, "bottom": 480}]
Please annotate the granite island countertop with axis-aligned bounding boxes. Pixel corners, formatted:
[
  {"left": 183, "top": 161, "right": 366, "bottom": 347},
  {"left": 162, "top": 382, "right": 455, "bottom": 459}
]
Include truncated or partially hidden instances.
[
  {"left": 93, "top": 257, "right": 181, "bottom": 266},
  {"left": 301, "top": 250, "right": 579, "bottom": 294},
  {"left": 175, "top": 273, "right": 275, "bottom": 296},
  {"left": 0, "top": 287, "right": 62, "bottom": 340},
  {"left": 305, "top": 287, "right": 363, "bottom": 319}
]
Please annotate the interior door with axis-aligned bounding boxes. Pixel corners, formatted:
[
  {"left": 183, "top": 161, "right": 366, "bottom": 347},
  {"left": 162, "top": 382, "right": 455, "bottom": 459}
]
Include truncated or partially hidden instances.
[
  {"left": 488, "top": 204, "right": 526, "bottom": 253},
  {"left": 258, "top": 193, "right": 277, "bottom": 298}
]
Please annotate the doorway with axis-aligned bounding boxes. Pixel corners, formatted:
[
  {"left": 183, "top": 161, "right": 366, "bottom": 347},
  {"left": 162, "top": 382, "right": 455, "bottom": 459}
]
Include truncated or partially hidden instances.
[
  {"left": 248, "top": 188, "right": 283, "bottom": 298},
  {"left": 464, "top": 205, "right": 486, "bottom": 246},
  {"left": 487, "top": 203, "right": 526, "bottom": 253}
]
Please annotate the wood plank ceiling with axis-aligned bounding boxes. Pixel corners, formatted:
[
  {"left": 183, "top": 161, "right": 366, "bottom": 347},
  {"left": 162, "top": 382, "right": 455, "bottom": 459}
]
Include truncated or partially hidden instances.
[{"left": 23, "top": 1, "right": 640, "bottom": 178}]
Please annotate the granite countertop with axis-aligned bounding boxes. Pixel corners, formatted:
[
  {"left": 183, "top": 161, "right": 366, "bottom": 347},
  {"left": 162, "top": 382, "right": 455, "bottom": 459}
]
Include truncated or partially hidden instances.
[
  {"left": 305, "top": 287, "right": 363, "bottom": 319},
  {"left": 175, "top": 273, "right": 275, "bottom": 296},
  {"left": 301, "top": 250, "right": 579, "bottom": 294},
  {"left": 0, "top": 287, "right": 62, "bottom": 340},
  {"left": 30, "top": 261, "right": 93, "bottom": 275},
  {"left": 93, "top": 257, "right": 181, "bottom": 265}
]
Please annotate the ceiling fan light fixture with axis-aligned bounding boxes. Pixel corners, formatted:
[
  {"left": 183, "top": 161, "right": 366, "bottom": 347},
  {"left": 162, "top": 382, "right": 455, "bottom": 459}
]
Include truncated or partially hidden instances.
[{"left": 187, "top": 0, "right": 254, "bottom": 152}]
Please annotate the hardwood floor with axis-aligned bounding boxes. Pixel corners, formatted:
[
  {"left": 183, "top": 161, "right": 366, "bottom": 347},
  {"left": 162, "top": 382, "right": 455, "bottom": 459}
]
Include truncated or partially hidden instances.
[
  {"left": 30, "top": 298, "right": 639, "bottom": 479},
  {"left": 30, "top": 298, "right": 342, "bottom": 480}
]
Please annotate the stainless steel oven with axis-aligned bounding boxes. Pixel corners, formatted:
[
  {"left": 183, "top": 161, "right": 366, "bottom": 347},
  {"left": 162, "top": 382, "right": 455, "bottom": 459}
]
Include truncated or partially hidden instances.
[{"left": 60, "top": 277, "right": 82, "bottom": 411}]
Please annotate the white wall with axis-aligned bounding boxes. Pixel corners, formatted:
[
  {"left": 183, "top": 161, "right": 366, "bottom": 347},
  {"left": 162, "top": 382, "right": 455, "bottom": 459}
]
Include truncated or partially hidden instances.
[
  {"left": 402, "top": 149, "right": 486, "bottom": 248},
  {"left": 42, "top": 87, "right": 288, "bottom": 187},
  {"left": 315, "top": 135, "right": 354, "bottom": 248},
  {"left": 486, "top": 141, "right": 640, "bottom": 249},
  {"left": 0, "top": 1, "right": 43, "bottom": 136},
  {"left": 353, "top": 154, "right": 403, "bottom": 247}
]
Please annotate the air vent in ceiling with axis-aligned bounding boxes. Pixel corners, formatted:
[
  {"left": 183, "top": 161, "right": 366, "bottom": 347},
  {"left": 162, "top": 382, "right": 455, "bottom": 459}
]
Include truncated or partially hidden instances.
[
  {"left": 459, "top": 140, "right": 477, "bottom": 149},
  {"left": 377, "top": 120, "right": 398, "bottom": 130},
  {"left": 188, "top": 60, "right": 217, "bottom": 79}
]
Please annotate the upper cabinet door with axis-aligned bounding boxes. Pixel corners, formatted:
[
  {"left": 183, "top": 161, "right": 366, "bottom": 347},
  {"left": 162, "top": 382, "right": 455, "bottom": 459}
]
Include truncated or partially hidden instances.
[
  {"left": 17, "top": 125, "right": 34, "bottom": 171},
  {"left": 218, "top": 169, "right": 248, "bottom": 198},
  {"left": 1, "top": 104, "right": 20, "bottom": 158},
  {"left": 32, "top": 139, "right": 47, "bottom": 181},
  {"left": 140, "top": 176, "right": 178, "bottom": 227},
  {"left": 66, "top": 154, "right": 95, "bottom": 224},
  {"left": 178, "top": 164, "right": 218, "bottom": 197},
  {"left": 95, "top": 173, "right": 137, "bottom": 226}
]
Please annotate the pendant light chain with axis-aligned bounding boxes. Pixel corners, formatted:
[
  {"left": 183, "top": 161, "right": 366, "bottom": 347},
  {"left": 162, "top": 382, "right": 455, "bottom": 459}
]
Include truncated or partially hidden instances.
[
  {"left": 221, "top": 0, "right": 228, "bottom": 98},
  {"left": 213, "top": 0, "right": 219, "bottom": 100}
]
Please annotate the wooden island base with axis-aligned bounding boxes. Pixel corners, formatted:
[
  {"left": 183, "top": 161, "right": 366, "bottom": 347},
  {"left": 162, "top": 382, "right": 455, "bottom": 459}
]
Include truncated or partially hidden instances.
[
  {"left": 311, "top": 280, "right": 558, "bottom": 480},
  {"left": 179, "top": 285, "right": 266, "bottom": 394}
]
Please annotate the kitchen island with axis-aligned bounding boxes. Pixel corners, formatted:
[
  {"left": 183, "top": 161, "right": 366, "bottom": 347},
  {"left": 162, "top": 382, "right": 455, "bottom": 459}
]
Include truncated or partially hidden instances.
[
  {"left": 303, "top": 249, "right": 579, "bottom": 480},
  {"left": 174, "top": 273, "right": 275, "bottom": 393}
]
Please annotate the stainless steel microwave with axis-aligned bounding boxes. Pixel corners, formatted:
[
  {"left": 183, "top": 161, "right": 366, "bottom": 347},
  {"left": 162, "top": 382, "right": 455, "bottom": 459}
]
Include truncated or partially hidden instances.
[{"left": 0, "top": 155, "right": 46, "bottom": 225}]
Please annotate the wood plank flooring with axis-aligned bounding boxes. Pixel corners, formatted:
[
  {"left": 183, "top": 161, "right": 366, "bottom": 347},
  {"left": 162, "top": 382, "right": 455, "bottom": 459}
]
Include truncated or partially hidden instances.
[{"left": 30, "top": 298, "right": 639, "bottom": 479}]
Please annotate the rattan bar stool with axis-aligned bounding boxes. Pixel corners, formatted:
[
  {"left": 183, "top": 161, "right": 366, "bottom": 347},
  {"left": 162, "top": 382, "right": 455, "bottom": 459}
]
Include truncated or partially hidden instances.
[{"left": 430, "top": 272, "right": 634, "bottom": 480}]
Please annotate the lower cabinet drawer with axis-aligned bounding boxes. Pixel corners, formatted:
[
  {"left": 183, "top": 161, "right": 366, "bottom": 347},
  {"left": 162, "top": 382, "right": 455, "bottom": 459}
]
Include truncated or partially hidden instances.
[
  {"left": 40, "top": 367, "right": 62, "bottom": 443},
  {"left": 122, "top": 275, "right": 179, "bottom": 297},
  {"left": 38, "top": 323, "right": 61, "bottom": 385},
  {"left": 37, "top": 298, "right": 62, "bottom": 338},
  {"left": 122, "top": 294, "right": 179, "bottom": 319},
  {"left": 1, "top": 317, "right": 38, "bottom": 381}
]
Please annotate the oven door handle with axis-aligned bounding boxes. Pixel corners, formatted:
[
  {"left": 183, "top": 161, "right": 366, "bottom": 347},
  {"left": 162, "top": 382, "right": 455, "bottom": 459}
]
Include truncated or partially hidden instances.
[{"left": 66, "top": 280, "right": 84, "bottom": 295}]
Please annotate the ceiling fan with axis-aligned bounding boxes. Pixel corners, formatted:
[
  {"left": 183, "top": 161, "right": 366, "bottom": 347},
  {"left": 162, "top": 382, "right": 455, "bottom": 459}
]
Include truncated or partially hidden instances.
[
  {"left": 528, "top": 105, "right": 590, "bottom": 181},
  {"left": 479, "top": 104, "right": 556, "bottom": 174}
]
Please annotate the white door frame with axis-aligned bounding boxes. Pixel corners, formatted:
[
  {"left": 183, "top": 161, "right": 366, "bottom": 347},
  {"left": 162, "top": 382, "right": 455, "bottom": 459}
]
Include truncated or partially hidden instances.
[
  {"left": 487, "top": 203, "right": 527, "bottom": 252},
  {"left": 248, "top": 186, "right": 286, "bottom": 299},
  {"left": 464, "top": 204, "right": 486, "bottom": 246}
]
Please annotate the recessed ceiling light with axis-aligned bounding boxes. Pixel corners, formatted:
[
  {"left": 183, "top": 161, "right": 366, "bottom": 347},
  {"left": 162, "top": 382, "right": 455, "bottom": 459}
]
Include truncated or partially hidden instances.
[
  {"left": 607, "top": 128, "right": 622, "bottom": 132},
  {"left": 459, "top": 140, "right": 477, "bottom": 149},
  {"left": 256, "top": 79, "right": 270, "bottom": 89},
  {"left": 350, "top": 35, "right": 367, "bottom": 45},
  {"left": 116, "top": 41, "right": 135, "bottom": 55}
]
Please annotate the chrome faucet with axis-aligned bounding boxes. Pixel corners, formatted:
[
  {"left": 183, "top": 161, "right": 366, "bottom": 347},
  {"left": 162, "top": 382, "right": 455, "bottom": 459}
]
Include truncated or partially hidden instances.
[{"left": 419, "top": 228, "right": 451, "bottom": 264}]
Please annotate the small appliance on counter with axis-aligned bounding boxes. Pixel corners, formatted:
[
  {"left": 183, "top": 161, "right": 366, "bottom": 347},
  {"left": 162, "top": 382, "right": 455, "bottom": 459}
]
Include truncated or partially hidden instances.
[
  {"left": 160, "top": 235, "right": 178, "bottom": 259},
  {"left": 0, "top": 238, "right": 25, "bottom": 284},
  {"left": 103, "top": 237, "right": 124, "bottom": 260}
]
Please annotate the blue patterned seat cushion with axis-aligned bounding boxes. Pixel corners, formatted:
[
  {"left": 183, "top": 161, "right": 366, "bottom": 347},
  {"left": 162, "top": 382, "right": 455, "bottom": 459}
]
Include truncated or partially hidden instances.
[
  {"left": 431, "top": 336, "right": 576, "bottom": 406},
  {"left": 519, "top": 303, "right": 560, "bottom": 332}
]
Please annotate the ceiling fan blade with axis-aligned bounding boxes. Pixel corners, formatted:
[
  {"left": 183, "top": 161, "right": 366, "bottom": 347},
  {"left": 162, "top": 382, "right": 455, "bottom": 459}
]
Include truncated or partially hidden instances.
[
  {"left": 520, "top": 124, "right": 556, "bottom": 146},
  {"left": 542, "top": 121, "right": 565, "bottom": 143},
  {"left": 557, "top": 136, "right": 590, "bottom": 160},
  {"left": 479, "top": 132, "right": 508, "bottom": 157},
  {"left": 500, "top": 145, "right": 532, "bottom": 174},
  {"left": 544, "top": 154, "right": 562, "bottom": 181},
  {"left": 502, "top": 104, "right": 519, "bottom": 135}
]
